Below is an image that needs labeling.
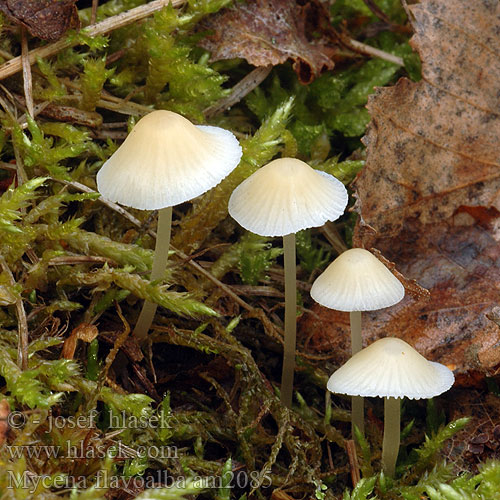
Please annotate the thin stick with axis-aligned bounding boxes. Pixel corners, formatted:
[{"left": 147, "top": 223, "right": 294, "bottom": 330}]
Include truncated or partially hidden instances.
[
  {"left": 11, "top": 141, "right": 27, "bottom": 186},
  {"left": 382, "top": 397, "right": 401, "bottom": 477},
  {"left": 48, "top": 255, "right": 114, "bottom": 266},
  {"left": 204, "top": 65, "right": 272, "bottom": 118},
  {"left": 21, "top": 30, "right": 34, "bottom": 118},
  {"left": 132, "top": 206, "right": 173, "bottom": 340},
  {"left": 0, "top": 0, "right": 186, "bottom": 82},
  {"left": 0, "top": 256, "right": 28, "bottom": 370},
  {"left": 345, "top": 439, "right": 361, "bottom": 487},
  {"left": 362, "top": 0, "right": 411, "bottom": 34},
  {"left": 0, "top": 94, "right": 27, "bottom": 184},
  {"left": 0, "top": 49, "right": 13, "bottom": 60},
  {"left": 347, "top": 39, "right": 404, "bottom": 66},
  {"left": 400, "top": 0, "right": 414, "bottom": 22},
  {"left": 91, "top": 0, "right": 99, "bottom": 24},
  {"left": 350, "top": 310, "right": 364, "bottom": 436},
  {"left": 174, "top": 247, "right": 254, "bottom": 313},
  {"left": 280, "top": 232, "right": 296, "bottom": 408},
  {"left": 320, "top": 222, "right": 348, "bottom": 255},
  {"left": 96, "top": 97, "right": 151, "bottom": 116}
]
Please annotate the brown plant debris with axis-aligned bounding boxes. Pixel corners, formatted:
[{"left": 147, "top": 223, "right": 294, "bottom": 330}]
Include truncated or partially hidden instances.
[
  {"left": 61, "top": 323, "right": 99, "bottom": 360},
  {"left": 300, "top": 0, "right": 500, "bottom": 383},
  {"left": 199, "top": 0, "right": 334, "bottom": 84},
  {"left": 0, "top": 0, "right": 80, "bottom": 40},
  {"left": 0, "top": 399, "right": 9, "bottom": 446}
]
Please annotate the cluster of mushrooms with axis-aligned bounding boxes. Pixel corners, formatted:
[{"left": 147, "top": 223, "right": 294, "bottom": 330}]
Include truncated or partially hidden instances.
[{"left": 96, "top": 110, "right": 455, "bottom": 478}]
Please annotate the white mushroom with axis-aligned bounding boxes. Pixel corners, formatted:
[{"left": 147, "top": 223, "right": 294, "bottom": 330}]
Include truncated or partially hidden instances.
[
  {"left": 310, "top": 248, "right": 405, "bottom": 434},
  {"left": 97, "top": 110, "right": 242, "bottom": 339},
  {"left": 327, "top": 337, "right": 455, "bottom": 477},
  {"left": 229, "top": 157, "right": 348, "bottom": 407}
]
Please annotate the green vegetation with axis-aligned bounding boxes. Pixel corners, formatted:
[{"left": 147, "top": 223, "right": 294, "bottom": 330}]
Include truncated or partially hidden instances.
[{"left": 0, "top": 0, "right": 496, "bottom": 499}]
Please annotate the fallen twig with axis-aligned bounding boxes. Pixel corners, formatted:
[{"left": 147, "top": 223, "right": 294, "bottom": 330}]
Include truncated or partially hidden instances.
[
  {"left": 362, "top": 0, "right": 412, "bottom": 34},
  {"left": 48, "top": 255, "right": 115, "bottom": 266},
  {"left": 345, "top": 439, "right": 361, "bottom": 487},
  {"left": 0, "top": 0, "right": 186, "bottom": 82},
  {"left": 345, "top": 39, "right": 404, "bottom": 66},
  {"left": 13, "top": 93, "right": 103, "bottom": 127},
  {"left": 204, "top": 65, "right": 272, "bottom": 118},
  {"left": 0, "top": 255, "right": 28, "bottom": 370},
  {"left": 21, "top": 29, "right": 34, "bottom": 118},
  {"left": 91, "top": 0, "right": 99, "bottom": 25}
]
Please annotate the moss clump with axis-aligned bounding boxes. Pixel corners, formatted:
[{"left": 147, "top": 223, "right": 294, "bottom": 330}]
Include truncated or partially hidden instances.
[{"left": 0, "top": 1, "right": 493, "bottom": 498}]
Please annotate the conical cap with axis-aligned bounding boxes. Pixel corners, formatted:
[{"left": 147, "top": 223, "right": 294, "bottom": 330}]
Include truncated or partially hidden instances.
[
  {"left": 228, "top": 158, "right": 348, "bottom": 237},
  {"left": 310, "top": 248, "right": 405, "bottom": 311},
  {"left": 327, "top": 337, "right": 455, "bottom": 400},
  {"left": 97, "top": 110, "right": 242, "bottom": 210}
]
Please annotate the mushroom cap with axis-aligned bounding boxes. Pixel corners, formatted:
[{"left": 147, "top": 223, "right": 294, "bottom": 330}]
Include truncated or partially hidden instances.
[
  {"left": 310, "top": 248, "right": 405, "bottom": 311},
  {"left": 327, "top": 337, "right": 455, "bottom": 400},
  {"left": 96, "top": 110, "right": 242, "bottom": 210},
  {"left": 227, "top": 158, "right": 348, "bottom": 237}
]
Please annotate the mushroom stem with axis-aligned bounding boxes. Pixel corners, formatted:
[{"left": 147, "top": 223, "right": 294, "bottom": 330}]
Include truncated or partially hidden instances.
[
  {"left": 350, "top": 310, "right": 364, "bottom": 436},
  {"left": 382, "top": 396, "right": 401, "bottom": 477},
  {"left": 132, "top": 206, "right": 173, "bottom": 340},
  {"left": 280, "top": 232, "right": 296, "bottom": 408},
  {"left": 350, "top": 310, "right": 362, "bottom": 354}
]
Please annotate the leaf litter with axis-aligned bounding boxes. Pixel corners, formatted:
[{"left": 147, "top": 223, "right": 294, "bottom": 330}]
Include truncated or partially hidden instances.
[
  {"left": 0, "top": 0, "right": 497, "bottom": 496},
  {"left": 0, "top": 0, "right": 79, "bottom": 40},
  {"left": 301, "top": 0, "right": 500, "bottom": 383},
  {"left": 199, "top": 0, "right": 335, "bottom": 84}
]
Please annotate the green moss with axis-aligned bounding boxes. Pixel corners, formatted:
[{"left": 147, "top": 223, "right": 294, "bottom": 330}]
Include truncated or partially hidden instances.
[
  {"left": 143, "top": 2, "right": 230, "bottom": 120},
  {"left": 0, "top": 1, "right": 489, "bottom": 498},
  {"left": 81, "top": 57, "right": 114, "bottom": 111}
]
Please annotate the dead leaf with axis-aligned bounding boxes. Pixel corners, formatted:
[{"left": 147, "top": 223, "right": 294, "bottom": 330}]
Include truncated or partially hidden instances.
[
  {"left": 61, "top": 323, "right": 98, "bottom": 359},
  {"left": 199, "top": 0, "right": 334, "bottom": 84},
  {"left": 301, "top": 211, "right": 500, "bottom": 376},
  {"left": 355, "top": 0, "right": 500, "bottom": 239},
  {"left": 371, "top": 248, "right": 430, "bottom": 301},
  {"left": 0, "top": 0, "right": 79, "bottom": 41},
  {"left": 301, "top": 0, "right": 500, "bottom": 383}
]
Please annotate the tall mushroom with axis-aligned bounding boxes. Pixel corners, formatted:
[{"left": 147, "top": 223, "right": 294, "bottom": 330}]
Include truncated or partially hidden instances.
[
  {"left": 310, "top": 248, "right": 405, "bottom": 434},
  {"left": 327, "top": 337, "right": 455, "bottom": 477},
  {"left": 97, "top": 110, "right": 242, "bottom": 339},
  {"left": 228, "top": 157, "right": 348, "bottom": 407}
]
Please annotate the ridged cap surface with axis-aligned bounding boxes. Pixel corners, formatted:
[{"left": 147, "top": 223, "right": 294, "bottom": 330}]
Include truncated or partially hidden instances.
[
  {"left": 97, "top": 110, "right": 242, "bottom": 210},
  {"left": 310, "top": 248, "right": 405, "bottom": 311},
  {"left": 327, "top": 337, "right": 455, "bottom": 400},
  {"left": 228, "top": 158, "right": 348, "bottom": 237}
]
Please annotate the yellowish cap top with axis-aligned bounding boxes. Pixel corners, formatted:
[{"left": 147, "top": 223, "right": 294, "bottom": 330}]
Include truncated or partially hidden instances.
[{"left": 310, "top": 248, "right": 405, "bottom": 311}]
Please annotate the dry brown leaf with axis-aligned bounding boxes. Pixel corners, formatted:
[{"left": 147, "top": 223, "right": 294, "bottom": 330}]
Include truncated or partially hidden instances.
[
  {"left": 0, "top": 0, "right": 79, "bottom": 41},
  {"left": 355, "top": 0, "right": 500, "bottom": 238},
  {"left": 301, "top": 0, "right": 500, "bottom": 383},
  {"left": 61, "top": 323, "right": 98, "bottom": 360},
  {"left": 302, "top": 210, "right": 500, "bottom": 383},
  {"left": 199, "top": 0, "right": 334, "bottom": 84}
]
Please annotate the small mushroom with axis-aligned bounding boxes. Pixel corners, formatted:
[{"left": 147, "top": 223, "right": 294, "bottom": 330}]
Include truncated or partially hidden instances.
[
  {"left": 310, "top": 248, "right": 405, "bottom": 434},
  {"left": 97, "top": 110, "right": 242, "bottom": 339},
  {"left": 228, "top": 157, "right": 348, "bottom": 407},
  {"left": 327, "top": 337, "right": 455, "bottom": 477}
]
